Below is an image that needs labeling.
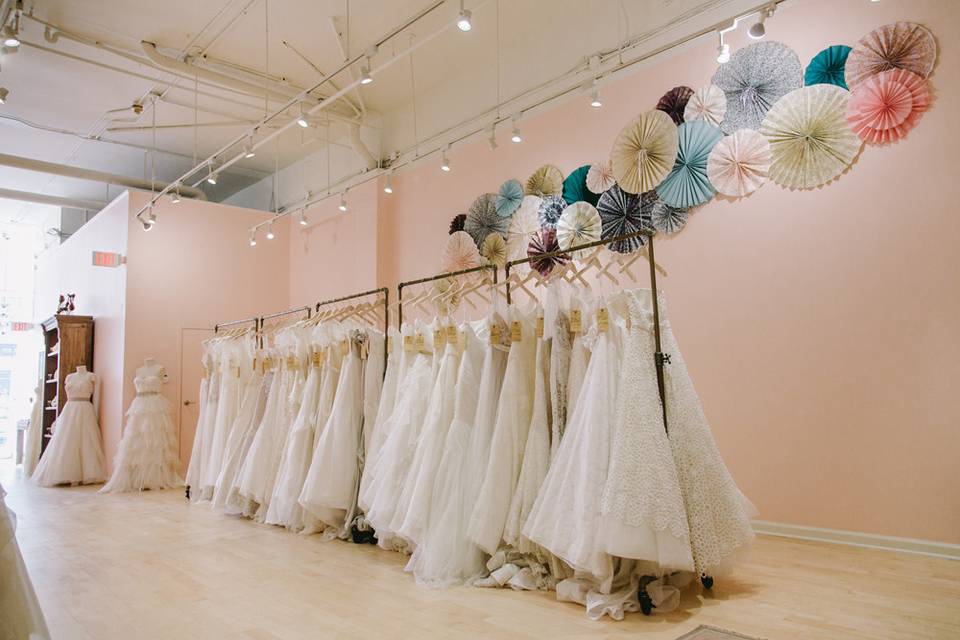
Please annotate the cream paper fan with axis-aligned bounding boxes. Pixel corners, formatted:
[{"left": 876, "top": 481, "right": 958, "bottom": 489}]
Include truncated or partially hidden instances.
[
  {"left": 481, "top": 232, "right": 507, "bottom": 268},
  {"left": 761, "top": 85, "right": 861, "bottom": 189},
  {"left": 556, "top": 201, "right": 601, "bottom": 259},
  {"left": 707, "top": 129, "right": 772, "bottom": 197},
  {"left": 506, "top": 195, "right": 542, "bottom": 270},
  {"left": 586, "top": 161, "right": 616, "bottom": 194},
  {"left": 610, "top": 110, "right": 678, "bottom": 194},
  {"left": 683, "top": 84, "right": 727, "bottom": 127},
  {"left": 442, "top": 230, "right": 481, "bottom": 273},
  {"left": 525, "top": 164, "right": 564, "bottom": 196}
]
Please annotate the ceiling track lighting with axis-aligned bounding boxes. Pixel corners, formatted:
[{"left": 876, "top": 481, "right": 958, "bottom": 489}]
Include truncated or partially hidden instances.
[
  {"left": 510, "top": 116, "right": 523, "bottom": 143},
  {"left": 0, "top": 87, "right": 8, "bottom": 104},
  {"left": 338, "top": 191, "right": 349, "bottom": 212},
  {"left": 243, "top": 136, "right": 256, "bottom": 158},
  {"left": 589, "top": 79, "right": 602, "bottom": 108},
  {"left": 171, "top": 186, "right": 181, "bottom": 204},
  {"left": 487, "top": 125, "right": 498, "bottom": 150},
  {"left": 299, "top": 210, "right": 308, "bottom": 226},
  {"left": 296, "top": 104, "right": 309, "bottom": 128},
  {"left": 249, "top": 230, "right": 257, "bottom": 246},
  {"left": 716, "top": 31, "right": 731, "bottom": 64},
  {"left": 441, "top": 146, "right": 451, "bottom": 172},
  {"left": 360, "top": 58, "right": 373, "bottom": 85},
  {"left": 383, "top": 170, "right": 394, "bottom": 194},
  {"left": 266, "top": 223, "right": 275, "bottom": 240},
  {"left": 2, "top": 23, "right": 19, "bottom": 49},
  {"left": 206, "top": 165, "right": 218, "bottom": 185},
  {"left": 142, "top": 208, "right": 156, "bottom": 231},
  {"left": 456, "top": 0, "right": 472, "bottom": 32},
  {"left": 749, "top": 5, "right": 773, "bottom": 39}
]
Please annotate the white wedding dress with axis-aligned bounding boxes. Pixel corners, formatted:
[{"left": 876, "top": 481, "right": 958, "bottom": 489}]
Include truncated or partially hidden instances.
[
  {"left": 186, "top": 350, "right": 217, "bottom": 501},
  {"left": 1, "top": 484, "right": 49, "bottom": 639},
  {"left": 22, "top": 386, "right": 43, "bottom": 478},
  {"left": 101, "top": 364, "right": 183, "bottom": 493},
  {"left": 212, "top": 363, "right": 269, "bottom": 510},
  {"left": 32, "top": 370, "right": 106, "bottom": 487}
]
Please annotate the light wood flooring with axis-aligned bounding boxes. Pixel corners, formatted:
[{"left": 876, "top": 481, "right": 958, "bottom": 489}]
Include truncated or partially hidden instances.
[{"left": 4, "top": 467, "right": 959, "bottom": 640}]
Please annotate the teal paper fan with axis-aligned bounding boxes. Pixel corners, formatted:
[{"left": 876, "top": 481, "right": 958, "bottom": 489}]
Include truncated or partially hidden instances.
[
  {"left": 656, "top": 120, "right": 724, "bottom": 208},
  {"left": 805, "top": 45, "right": 853, "bottom": 89},
  {"left": 561, "top": 165, "right": 599, "bottom": 207},
  {"left": 495, "top": 179, "right": 524, "bottom": 218}
]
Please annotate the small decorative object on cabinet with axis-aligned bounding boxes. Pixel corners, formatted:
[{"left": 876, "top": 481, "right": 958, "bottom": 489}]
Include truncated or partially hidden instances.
[{"left": 40, "top": 314, "right": 94, "bottom": 456}]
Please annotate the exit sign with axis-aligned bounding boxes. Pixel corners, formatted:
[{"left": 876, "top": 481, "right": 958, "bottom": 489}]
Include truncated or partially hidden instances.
[{"left": 92, "top": 251, "right": 124, "bottom": 268}]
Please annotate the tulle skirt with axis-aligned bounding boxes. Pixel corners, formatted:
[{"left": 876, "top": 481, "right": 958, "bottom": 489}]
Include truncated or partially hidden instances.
[
  {"left": 101, "top": 394, "right": 183, "bottom": 493},
  {"left": 1, "top": 487, "right": 49, "bottom": 639},
  {"left": 32, "top": 400, "right": 106, "bottom": 487}
]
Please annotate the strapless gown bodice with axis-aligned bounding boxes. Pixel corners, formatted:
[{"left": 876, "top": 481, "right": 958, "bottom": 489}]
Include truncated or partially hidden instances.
[
  {"left": 64, "top": 374, "right": 95, "bottom": 401},
  {"left": 134, "top": 375, "right": 163, "bottom": 395}
]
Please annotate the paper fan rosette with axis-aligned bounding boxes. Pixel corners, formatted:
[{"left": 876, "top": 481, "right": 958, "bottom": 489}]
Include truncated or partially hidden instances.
[
  {"left": 506, "top": 195, "right": 542, "bottom": 265},
  {"left": 684, "top": 84, "right": 727, "bottom": 127},
  {"left": 656, "top": 86, "right": 695, "bottom": 125},
  {"left": 656, "top": 120, "right": 724, "bottom": 208},
  {"left": 642, "top": 190, "right": 688, "bottom": 235},
  {"left": 449, "top": 213, "right": 466, "bottom": 235},
  {"left": 537, "top": 195, "right": 566, "bottom": 230},
  {"left": 845, "top": 22, "right": 937, "bottom": 90},
  {"left": 495, "top": 179, "right": 524, "bottom": 218},
  {"left": 442, "top": 231, "right": 481, "bottom": 273},
  {"left": 610, "top": 110, "right": 678, "bottom": 194},
  {"left": 805, "top": 45, "right": 853, "bottom": 89},
  {"left": 597, "top": 184, "right": 652, "bottom": 254},
  {"left": 562, "top": 165, "right": 599, "bottom": 206},
  {"left": 712, "top": 41, "right": 803, "bottom": 133},
  {"left": 464, "top": 193, "right": 508, "bottom": 248},
  {"left": 707, "top": 128, "right": 772, "bottom": 197},
  {"left": 847, "top": 68, "right": 930, "bottom": 144},
  {"left": 525, "top": 164, "right": 564, "bottom": 196},
  {"left": 556, "top": 201, "right": 601, "bottom": 258},
  {"left": 760, "top": 84, "right": 861, "bottom": 189},
  {"left": 527, "top": 228, "right": 569, "bottom": 277},
  {"left": 480, "top": 232, "right": 508, "bottom": 267},
  {"left": 586, "top": 161, "right": 616, "bottom": 194}
]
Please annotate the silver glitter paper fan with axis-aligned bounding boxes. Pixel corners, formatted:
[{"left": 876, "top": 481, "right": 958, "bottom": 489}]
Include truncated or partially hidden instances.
[
  {"left": 711, "top": 41, "right": 803, "bottom": 134},
  {"left": 642, "top": 190, "right": 688, "bottom": 235},
  {"left": 596, "top": 184, "right": 652, "bottom": 254},
  {"left": 537, "top": 194, "right": 566, "bottom": 230},
  {"left": 464, "top": 193, "right": 508, "bottom": 248}
]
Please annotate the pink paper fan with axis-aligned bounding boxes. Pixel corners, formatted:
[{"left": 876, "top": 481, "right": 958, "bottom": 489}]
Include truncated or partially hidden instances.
[
  {"left": 845, "top": 22, "right": 937, "bottom": 90},
  {"left": 586, "top": 162, "right": 616, "bottom": 194},
  {"left": 442, "top": 230, "right": 480, "bottom": 272},
  {"left": 707, "top": 129, "right": 772, "bottom": 197},
  {"left": 847, "top": 68, "right": 930, "bottom": 144}
]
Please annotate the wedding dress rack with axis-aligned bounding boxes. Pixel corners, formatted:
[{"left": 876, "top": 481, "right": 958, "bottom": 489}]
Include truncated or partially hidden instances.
[
  {"left": 314, "top": 287, "right": 390, "bottom": 371},
  {"left": 396, "top": 263, "right": 497, "bottom": 327},
  {"left": 213, "top": 315, "right": 259, "bottom": 334}
]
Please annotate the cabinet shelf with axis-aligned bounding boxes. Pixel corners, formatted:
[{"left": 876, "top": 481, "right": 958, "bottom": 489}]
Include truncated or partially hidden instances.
[{"left": 39, "top": 314, "right": 94, "bottom": 458}]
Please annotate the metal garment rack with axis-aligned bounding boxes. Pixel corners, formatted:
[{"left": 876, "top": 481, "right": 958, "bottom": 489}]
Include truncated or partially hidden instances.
[
  {"left": 503, "top": 229, "right": 668, "bottom": 435},
  {"left": 314, "top": 286, "right": 390, "bottom": 372},
  {"left": 257, "top": 305, "right": 312, "bottom": 348},
  {"left": 213, "top": 316, "right": 260, "bottom": 334},
  {"left": 396, "top": 263, "right": 498, "bottom": 327}
]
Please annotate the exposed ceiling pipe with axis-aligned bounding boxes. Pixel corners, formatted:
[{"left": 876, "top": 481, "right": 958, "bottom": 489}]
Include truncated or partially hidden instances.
[
  {"left": 348, "top": 123, "right": 377, "bottom": 170},
  {"left": 0, "top": 187, "right": 106, "bottom": 210},
  {"left": 0, "top": 152, "right": 207, "bottom": 200}
]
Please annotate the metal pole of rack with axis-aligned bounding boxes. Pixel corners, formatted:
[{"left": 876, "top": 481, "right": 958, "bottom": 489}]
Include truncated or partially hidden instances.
[{"left": 396, "top": 263, "right": 498, "bottom": 328}]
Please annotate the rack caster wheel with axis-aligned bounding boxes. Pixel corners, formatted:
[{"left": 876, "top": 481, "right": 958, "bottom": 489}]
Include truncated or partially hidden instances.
[
  {"left": 639, "top": 590, "right": 653, "bottom": 615},
  {"left": 350, "top": 526, "right": 377, "bottom": 545},
  {"left": 184, "top": 485, "right": 191, "bottom": 500},
  {"left": 700, "top": 574, "right": 714, "bottom": 589}
]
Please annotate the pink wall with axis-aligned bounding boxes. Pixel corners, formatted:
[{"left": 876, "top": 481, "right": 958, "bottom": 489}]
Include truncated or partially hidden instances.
[
  {"left": 287, "top": 181, "right": 379, "bottom": 308},
  {"left": 34, "top": 193, "right": 129, "bottom": 469},
  {"left": 370, "top": 0, "right": 960, "bottom": 543},
  {"left": 123, "top": 192, "right": 290, "bottom": 472}
]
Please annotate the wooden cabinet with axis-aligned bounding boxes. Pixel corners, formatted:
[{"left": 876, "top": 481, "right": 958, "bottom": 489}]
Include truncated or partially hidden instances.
[{"left": 40, "top": 315, "right": 94, "bottom": 456}]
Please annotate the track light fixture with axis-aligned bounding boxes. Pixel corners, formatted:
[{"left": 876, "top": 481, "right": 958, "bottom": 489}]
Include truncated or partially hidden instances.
[
  {"left": 296, "top": 104, "right": 309, "bottom": 128},
  {"left": 299, "top": 210, "right": 308, "bottom": 226},
  {"left": 142, "top": 207, "right": 156, "bottom": 231},
  {"left": 339, "top": 191, "right": 349, "bottom": 212},
  {"left": 487, "top": 125, "right": 498, "bottom": 150},
  {"left": 0, "top": 87, "right": 8, "bottom": 104},
  {"left": 749, "top": 5, "right": 773, "bottom": 39},
  {"left": 206, "top": 165, "right": 218, "bottom": 185},
  {"left": 716, "top": 31, "right": 731, "bottom": 64},
  {"left": 589, "top": 79, "right": 602, "bottom": 108},
  {"left": 383, "top": 170, "right": 394, "bottom": 194},
  {"left": 171, "top": 186, "right": 181, "bottom": 204},
  {"left": 511, "top": 116, "right": 522, "bottom": 143},
  {"left": 249, "top": 230, "right": 257, "bottom": 246},
  {"left": 456, "top": 1, "right": 472, "bottom": 32},
  {"left": 2, "top": 25, "right": 19, "bottom": 49},
  {"left": 243, "top": 136, "right": 256, "bottom": 158},
  {"left": 441, "top": 146, "right": 451, "bottom": 172},
  {"left": 266, "top": 223, "right": 275, "bottom": 240},
  {"left": 360, "top": 58, "right": 373, "bottom": 85}
]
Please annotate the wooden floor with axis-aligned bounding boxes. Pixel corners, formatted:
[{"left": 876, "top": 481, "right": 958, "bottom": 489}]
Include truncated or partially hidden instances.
[{"left": 4, "top": 466, "right": 959, "bottom": 640}]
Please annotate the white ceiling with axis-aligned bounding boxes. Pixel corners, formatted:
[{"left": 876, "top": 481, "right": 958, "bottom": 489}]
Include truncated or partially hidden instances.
[{"left": 0, "top": 0, "right": 765, "bottom": 222}]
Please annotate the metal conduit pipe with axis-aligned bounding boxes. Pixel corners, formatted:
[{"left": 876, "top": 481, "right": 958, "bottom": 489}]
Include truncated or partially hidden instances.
[
  {"left": 0, "top": 187, "right": 107, "bottom": 211},
  {"left": 0, "top": 152, "right": 207, "bottom": 200}
]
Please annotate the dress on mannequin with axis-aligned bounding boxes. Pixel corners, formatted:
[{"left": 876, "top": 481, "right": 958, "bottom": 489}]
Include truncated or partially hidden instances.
[
  {"left": 101, "top": 359, "right": 183, "bottom": 493},
  {"left": 22, "top": 386, "right": 44, "bottom": 477},
  {"left": 32, "top": 366, "right": 106, "bottom": 486}
]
